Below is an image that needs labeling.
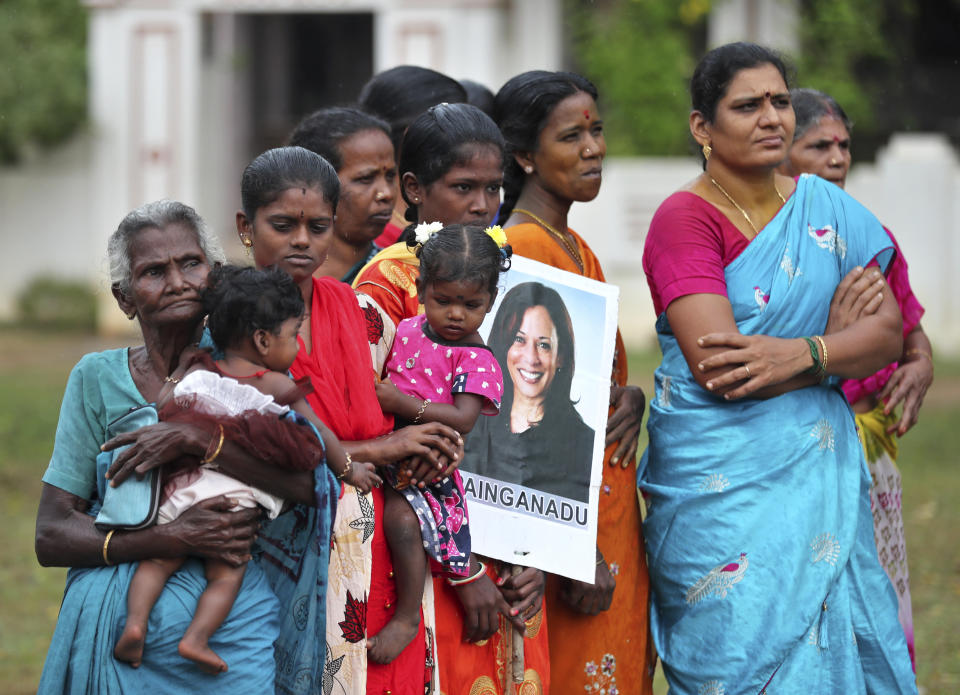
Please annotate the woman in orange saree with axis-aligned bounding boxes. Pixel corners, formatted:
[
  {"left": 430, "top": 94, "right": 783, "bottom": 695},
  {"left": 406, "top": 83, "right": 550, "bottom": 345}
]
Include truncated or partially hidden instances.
[{"left": 494, "top": 70, "right": 653, "bottom": 695}]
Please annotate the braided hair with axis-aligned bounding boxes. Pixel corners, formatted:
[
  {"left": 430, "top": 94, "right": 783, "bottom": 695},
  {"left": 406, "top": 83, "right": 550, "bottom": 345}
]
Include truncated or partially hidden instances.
[
  {"left": 492, "top": 71, "right": 598, "bottom": 225},
  {"left": 413, "top": 224, "right": 511, "bottom": 297},
  {"left": 396, "top": 103, "right": 505, "bottom": 241}
]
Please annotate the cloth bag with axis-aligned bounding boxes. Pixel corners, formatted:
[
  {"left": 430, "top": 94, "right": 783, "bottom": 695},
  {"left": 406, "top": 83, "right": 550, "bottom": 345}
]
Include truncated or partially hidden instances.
[{"left": 94, "top": 403, "right": 162, "bottom": 530}]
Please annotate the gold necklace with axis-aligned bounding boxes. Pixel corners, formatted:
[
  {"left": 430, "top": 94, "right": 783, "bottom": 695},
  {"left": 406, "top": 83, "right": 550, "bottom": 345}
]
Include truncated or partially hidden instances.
[
  {"left": 708, "top": 176, "right": 785, "bottom": 234},
  {"left": 512, "top": 208, "right": 584, "bottom": 272}
]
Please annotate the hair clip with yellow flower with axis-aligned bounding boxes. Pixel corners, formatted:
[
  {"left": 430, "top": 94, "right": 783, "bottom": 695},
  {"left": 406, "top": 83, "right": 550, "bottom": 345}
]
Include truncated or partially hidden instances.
[{"left": 484, "top": 225, "right": 508, "bottom": 249}]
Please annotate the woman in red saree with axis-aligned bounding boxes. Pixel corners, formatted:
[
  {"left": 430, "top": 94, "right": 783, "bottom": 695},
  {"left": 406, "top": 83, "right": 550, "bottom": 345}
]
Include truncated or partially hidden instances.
[
  {"left": 493, "top": 70, "right": 654, "bottom": 695},
  {"left": 236, "top": 146, "right": 465, "bottom": 695}
]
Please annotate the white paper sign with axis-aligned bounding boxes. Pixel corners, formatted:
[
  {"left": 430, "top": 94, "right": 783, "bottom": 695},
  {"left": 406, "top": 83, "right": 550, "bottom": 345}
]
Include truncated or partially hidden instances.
[{"left": 460, "top": 255, "right": 619, "bottom": 582}]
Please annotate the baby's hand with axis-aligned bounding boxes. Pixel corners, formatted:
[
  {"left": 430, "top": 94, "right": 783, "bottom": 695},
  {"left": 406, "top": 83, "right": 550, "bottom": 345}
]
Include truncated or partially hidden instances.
[
  {"left": 344, "top": 460, "right": 383, "bottom": 494},
  {"left": 375, "top": 378, "right": 404, "bottom": 413}
]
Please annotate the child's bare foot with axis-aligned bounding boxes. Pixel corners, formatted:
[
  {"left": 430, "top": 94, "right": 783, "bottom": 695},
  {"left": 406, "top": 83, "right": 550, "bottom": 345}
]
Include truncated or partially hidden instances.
[
  {"left": 178, "top": 635, "right": 228, "bottom": 674},
  {"left": 366, "top": 617, "right": 420, "bottom": 665},
  {"left": 114, "top": 624, "right": 146, "bottom": 667}
]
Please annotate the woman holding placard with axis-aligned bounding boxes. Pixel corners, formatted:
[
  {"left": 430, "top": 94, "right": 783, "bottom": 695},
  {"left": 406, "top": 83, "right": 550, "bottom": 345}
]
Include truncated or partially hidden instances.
[{"left": 494, "top": 70, "right": 652, "bottom": 695}]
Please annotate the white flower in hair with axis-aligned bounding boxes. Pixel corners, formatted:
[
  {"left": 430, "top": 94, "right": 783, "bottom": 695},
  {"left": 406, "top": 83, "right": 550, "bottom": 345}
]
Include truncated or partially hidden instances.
[{"left": 415, "top": 221, "right": 444, "bottom": 245}]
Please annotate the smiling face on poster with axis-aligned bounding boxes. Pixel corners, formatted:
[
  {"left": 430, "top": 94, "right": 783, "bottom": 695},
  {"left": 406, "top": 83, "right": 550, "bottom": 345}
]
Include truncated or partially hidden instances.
[{"left": 460, "top": 255, "right": 619, "bottom": 582}]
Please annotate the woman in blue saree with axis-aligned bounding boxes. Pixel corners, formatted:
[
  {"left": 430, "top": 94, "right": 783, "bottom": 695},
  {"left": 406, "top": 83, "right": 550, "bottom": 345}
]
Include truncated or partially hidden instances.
[
  {"left": 639, "top": 43, "right": 917, "bottom": 693},
  {"left": 35, "top": 200, "right": 339, "bottom": 694}
]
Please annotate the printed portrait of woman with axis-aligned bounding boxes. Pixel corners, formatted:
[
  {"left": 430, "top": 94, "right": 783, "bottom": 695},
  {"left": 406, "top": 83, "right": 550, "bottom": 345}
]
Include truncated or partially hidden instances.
[{"left": 463, "top": 281, "right": 595, "bottom": 503}]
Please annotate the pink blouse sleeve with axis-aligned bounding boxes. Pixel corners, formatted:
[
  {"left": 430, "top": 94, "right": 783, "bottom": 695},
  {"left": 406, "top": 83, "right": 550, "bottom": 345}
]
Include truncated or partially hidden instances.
[
  {"left": 451, "top": 347, "right": 503, "bottom": 415},
  {"left": 643, "top": 193, "right": 729, "bottom": 316},
  {"left": 882, "top": 228, "right": 925, "bottom": 336},
  {"left": 841, "top": 227, "right": 926, "bottom": 404}
]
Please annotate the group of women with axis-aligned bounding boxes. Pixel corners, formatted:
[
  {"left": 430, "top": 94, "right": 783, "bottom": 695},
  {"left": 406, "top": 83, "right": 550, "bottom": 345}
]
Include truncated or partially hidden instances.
[{"left": 36, "top": 41, "right": 928, "bottom": 695}]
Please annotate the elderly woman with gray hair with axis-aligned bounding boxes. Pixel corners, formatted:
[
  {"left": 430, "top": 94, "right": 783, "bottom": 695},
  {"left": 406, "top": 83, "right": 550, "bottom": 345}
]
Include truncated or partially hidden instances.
[{"left": 35, "top": 200, "right": 334, "bottom": 693}]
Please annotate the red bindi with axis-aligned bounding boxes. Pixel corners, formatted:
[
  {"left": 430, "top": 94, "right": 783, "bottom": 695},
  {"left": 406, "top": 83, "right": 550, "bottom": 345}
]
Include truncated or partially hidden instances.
[
  {"left": 583, "top": 110, "right": 591, "bottom": 120},
  {"left": 832, "top": 135, "right": 841, "bottom": 143}
]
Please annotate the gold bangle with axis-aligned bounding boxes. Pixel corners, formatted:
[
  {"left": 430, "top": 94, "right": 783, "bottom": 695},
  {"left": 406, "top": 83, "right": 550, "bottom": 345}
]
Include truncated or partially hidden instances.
[
  {"left": 200, "top": 424, "right": 225, "bottom": 464},
  {"left": 904, "top": 348, "right": 932, "bottom": 362},
  {"left": 814, "top": 335, "right": 829, "bottom": 374},
  {"left": 596, "top": 555, "right": 606, "bottom": 566},
  {"left": 102, "top": 529, "right": 115, "bottom": 566},
  {"left": 337, "top": 452, "right": 353, "bottom": 481},
  {"left": 413, "top": 398, "right": 430, "bottom": 424}
]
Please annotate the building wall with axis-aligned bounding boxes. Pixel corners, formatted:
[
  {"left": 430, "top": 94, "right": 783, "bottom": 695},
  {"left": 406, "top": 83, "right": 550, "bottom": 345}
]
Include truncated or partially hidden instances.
[
  {"left": 0, "top": 134, "right": 99, "bottom": 319},
  {"left": 3, "top": 135, "right": 958, "bottom": 352}
]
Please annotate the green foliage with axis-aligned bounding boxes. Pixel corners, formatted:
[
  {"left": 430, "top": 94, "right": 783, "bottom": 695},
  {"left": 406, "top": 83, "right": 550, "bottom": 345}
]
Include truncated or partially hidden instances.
[
  {"left": 16, "top": 276, "right": 97, "bottom": 332},
  {"left": 566, "top": 0, "right": 929, "bottom": 159},
  {"left": 566, "top": 0, "right": 707, "bottom": 156},
  {"left": 0, "top": 0, "right": 87, "bottom": 163},
  {"left": 791, "top": 0, "right": 902, "bottom": 135}
]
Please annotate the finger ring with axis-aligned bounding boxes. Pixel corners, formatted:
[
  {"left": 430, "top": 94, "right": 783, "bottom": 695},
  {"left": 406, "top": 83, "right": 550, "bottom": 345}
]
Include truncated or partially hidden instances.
[{"left": 744, "top": 364, "right": 751, "bottom": 377}]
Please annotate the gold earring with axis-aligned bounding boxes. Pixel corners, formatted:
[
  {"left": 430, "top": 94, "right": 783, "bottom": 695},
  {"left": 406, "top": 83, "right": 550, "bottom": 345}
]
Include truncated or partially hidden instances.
[
  {"left": 126, "top": 311, "right": 137, "bottom": 320},
  {"left": 241, "top": 236, "right": 253, "bottom": 257},
  {"left": 702, "top": 144, "right": 712, "bottom": 161}
]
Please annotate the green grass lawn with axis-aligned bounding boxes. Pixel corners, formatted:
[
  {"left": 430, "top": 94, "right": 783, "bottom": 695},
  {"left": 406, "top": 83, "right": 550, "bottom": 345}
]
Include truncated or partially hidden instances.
[{"left": 1, "top": 331, "right": 957, "bottom": 693}]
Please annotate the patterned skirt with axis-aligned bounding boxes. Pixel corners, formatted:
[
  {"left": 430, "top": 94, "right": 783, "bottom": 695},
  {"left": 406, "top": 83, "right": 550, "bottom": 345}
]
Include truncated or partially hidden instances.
[{"left": 856, "top": 404, "right": 915, "bottom": 671}]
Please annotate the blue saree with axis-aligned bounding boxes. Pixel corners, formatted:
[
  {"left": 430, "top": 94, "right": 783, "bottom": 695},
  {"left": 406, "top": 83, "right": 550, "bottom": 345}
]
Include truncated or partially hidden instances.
[{"left": 638, "top": 175, "right": 916, "bottom": 694}]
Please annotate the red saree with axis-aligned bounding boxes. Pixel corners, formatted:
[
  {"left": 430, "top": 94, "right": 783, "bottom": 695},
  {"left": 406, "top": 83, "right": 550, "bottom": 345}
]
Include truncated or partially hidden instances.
[{"left": 291, "top": 277, "right": 429, "bottom": 695}]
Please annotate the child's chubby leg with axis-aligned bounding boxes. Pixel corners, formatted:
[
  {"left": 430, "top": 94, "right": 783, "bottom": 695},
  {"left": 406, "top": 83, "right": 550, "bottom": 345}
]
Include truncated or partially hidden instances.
[
  {"left": 115, "top": 556, "right": 187, "bottom": 667},
  {"left": 367, "top": 485, "right": 427, "bottom": 665},
  {"left": 177, "top": 559, "right": 247, "bottom": 674}
]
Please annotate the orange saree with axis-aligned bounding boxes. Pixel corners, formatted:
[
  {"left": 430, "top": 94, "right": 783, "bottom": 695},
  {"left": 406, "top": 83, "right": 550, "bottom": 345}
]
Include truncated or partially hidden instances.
[
  {"left": 505, "top": 222, "right": 653, "bottom": 695},
  {"left": 352, "top": 243, "right": 423, "bottom": 327},
  {"left": 432, "top": 567, "right": 550, "bottom": 695}
]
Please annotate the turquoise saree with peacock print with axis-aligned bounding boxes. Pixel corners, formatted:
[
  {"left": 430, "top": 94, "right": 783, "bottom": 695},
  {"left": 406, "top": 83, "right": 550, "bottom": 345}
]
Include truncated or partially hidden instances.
[{"left": 639, "top": 175, "right": 916, "bottom": 694}]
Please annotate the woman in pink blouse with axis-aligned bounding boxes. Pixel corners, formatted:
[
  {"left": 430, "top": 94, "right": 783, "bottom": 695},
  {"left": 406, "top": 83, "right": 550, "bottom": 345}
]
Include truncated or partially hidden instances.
[{"left": 779, "top": 87, "right": 933, "bottom": 669}]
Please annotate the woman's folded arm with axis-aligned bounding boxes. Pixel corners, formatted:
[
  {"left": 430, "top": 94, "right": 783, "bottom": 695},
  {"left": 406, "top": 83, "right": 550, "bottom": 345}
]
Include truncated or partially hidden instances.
[{"left": 35, "top": 483, "right": 263, "bottom": 569}]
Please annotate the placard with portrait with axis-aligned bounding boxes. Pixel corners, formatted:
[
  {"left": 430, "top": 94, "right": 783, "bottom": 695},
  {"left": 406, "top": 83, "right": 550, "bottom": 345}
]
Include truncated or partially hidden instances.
[{"left": 460, "top": 255, "right": 619, "bottom": 582}]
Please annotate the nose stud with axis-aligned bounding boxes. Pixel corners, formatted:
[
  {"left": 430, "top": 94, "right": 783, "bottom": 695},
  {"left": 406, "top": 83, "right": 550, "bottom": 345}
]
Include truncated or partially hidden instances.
[
  {"left": 830, "top": 158, "right": 837, "bottom": 166},
  {"left": 375, "top": 191, "right": 386, "bottom": 201}
]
